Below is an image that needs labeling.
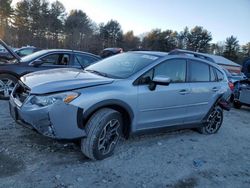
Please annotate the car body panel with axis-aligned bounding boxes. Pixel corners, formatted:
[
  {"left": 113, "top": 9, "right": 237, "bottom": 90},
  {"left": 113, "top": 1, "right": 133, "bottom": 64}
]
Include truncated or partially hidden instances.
[
  {"left": 137, "top": 83, "right": 189, "bottom": 129},
  {"left": 185, "top": 82, "right": 225, "bottom": 122},
  {"left": 21, "top": 68, "right": 114, "bottom": 94},
  {"left": 9, "top": 96, "right": 86, "bottom": 139}
]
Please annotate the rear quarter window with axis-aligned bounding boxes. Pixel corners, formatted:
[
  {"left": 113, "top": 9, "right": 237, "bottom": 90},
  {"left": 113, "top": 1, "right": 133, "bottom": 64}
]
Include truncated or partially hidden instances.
[
  {"left": 210, "top": 66, "right": 216, "bottom": 82},
  {"left": 215, "top": 69, "right": 224, "bottom": 82}
]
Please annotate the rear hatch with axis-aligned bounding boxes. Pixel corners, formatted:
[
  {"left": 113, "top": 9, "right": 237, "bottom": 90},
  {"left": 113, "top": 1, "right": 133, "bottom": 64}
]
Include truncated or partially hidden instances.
[{"left": 0, "top": 39, "right": 21, "bottom": 63}]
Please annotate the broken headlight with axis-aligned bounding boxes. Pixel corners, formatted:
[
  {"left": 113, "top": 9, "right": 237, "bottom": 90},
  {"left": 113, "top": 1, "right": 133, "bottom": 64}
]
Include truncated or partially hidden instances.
[{"left": 30, "top": 92, "right": 79, "bottom": 107}]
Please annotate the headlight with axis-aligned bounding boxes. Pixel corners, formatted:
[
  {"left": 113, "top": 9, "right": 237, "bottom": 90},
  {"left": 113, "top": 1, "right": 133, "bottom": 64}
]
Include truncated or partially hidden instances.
[{"left": 30, "top": 92, "right": 79, "bottom": 107}]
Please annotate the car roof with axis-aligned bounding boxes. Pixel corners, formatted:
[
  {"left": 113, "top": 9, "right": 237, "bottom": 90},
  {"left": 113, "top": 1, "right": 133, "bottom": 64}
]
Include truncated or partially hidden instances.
[
  {"left": 128, "top": 50, "right": 224, "bottom": 70},
  {"left": 169, "top": 49, "right": 241, "bottom": 67},
  {"left": 129, "top": 51, "right": 169, "bottom": 57},
  {"left": 38, "top": 49, "right": 100, "bottom": 58}
]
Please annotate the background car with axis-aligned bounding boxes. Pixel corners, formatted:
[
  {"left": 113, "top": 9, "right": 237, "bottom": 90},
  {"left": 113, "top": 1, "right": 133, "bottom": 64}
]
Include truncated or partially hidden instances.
[
  {"left": 100, "top": 47, "right": 123, "bottom": 58},
  {"left": 233, "top": 79, "right": 250, "bottom": 109},
  {"left": 0, "top": 45, "right": 41, "bottom": 61},
  {"left": 15, "top": 46, "right": 42, "bottom": 57},
  {"left": 0, "top": 39, "right": 101, "bottom": 99},
  {"left": 242, "top": 57, "right": 250, "bottom": 78}
]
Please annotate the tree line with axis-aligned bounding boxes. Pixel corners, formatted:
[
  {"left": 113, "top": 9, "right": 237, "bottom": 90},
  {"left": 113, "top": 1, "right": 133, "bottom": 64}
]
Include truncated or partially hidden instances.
[{"left": 0, "top": 0, "right": 249, "bottom": 64}]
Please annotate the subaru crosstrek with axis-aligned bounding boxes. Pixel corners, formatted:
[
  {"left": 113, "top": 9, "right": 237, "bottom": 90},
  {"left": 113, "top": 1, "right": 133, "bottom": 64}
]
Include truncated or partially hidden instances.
[{"left": 9, "top": 51, "right": 230, "bottom": 160}]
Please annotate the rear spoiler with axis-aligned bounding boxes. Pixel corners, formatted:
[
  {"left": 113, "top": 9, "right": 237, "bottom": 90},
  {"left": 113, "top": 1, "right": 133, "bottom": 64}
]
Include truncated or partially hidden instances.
[{"left": 0, "top": 39, "right": 21, "bottom": 61}]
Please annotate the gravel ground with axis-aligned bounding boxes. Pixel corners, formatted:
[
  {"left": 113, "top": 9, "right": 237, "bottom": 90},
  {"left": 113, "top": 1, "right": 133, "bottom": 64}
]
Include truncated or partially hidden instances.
[{"left": 0, "top": 100, "right": 250, "bottom": 188}]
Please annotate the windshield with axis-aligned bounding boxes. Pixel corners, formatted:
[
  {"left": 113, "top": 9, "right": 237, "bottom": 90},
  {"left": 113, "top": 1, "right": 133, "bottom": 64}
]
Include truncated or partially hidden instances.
[
  {"left": 86, "top": 53, "right": 159, "bottom": 78},
  {"left": 20, "top": 50, "right": 49, "bottom": 62}
]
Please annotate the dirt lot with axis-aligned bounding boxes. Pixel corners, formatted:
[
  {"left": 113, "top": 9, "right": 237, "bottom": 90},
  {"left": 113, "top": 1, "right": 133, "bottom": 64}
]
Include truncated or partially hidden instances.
[{"left": 0, "top": 100, "right": 250, "bottom": 188}]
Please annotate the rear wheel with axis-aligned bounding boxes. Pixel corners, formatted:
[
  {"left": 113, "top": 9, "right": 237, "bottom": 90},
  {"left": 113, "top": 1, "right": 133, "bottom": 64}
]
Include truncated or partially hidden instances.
[
  {"left": 81, "top": 108, "right": 123, "bottom": 160},
  {"left": 0, "top": 74, "right": 18, "bottom": 100},
  {"left": 198, "top": 106, "right": 223, "bottom": 134}
]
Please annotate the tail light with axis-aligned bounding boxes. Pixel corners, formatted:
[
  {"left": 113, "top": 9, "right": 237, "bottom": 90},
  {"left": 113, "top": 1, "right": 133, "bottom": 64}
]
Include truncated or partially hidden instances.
[{"left": 228, "top": 81, "right": 234, "bottom": 91}]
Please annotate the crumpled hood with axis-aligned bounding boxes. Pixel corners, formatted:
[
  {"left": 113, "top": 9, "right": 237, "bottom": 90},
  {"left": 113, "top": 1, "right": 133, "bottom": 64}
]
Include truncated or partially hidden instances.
[{"left": 21, "top": 68, "right": 114, "bottom": 94}]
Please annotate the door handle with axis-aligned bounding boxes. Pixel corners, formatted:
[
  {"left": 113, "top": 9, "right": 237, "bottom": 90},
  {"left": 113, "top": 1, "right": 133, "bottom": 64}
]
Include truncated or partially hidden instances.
[
  {"left": 212, "top": 87, "right": 219, "bottom": 92},
  {"left": 179, "top": 89, "right": 189, "bottom": 95}
]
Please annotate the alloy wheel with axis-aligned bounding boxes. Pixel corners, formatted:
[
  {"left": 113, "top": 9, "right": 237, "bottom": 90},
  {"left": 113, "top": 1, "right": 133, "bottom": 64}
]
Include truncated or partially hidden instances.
[
  {"left": 98, "top": 119, "right": 120, "bottom": 155},
  {"left": 205, "top": 109, "right": 222, "bottom": 134},
  {"left": 0, "top": 78, "right": 15, "bottom": 97}
]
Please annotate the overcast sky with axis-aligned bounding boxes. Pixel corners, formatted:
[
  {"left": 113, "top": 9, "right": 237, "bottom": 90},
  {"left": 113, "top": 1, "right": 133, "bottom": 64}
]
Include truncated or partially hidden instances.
[{"left": 13, "top": 0, "right": 250, "bottom": 44}]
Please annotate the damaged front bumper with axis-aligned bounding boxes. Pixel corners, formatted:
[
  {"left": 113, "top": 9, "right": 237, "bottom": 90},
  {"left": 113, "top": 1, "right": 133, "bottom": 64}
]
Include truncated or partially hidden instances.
[{"left": 9, "top": 94, "right": 86, "bottom": 139}]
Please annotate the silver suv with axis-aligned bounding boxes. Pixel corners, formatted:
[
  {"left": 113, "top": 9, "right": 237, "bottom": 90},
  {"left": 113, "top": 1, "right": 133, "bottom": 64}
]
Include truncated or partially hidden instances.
[{"left": 9, "top": 51, "right": 230, "bottom": 160}]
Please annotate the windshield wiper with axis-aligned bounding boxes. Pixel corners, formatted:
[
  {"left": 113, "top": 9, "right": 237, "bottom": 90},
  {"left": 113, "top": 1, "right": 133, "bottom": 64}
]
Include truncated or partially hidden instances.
[
  {"left": 86, "top": 69, "right": 109, "bottom": 77},
  {"left": 86, "top": 69, "right": 123, "bottom": 79}
]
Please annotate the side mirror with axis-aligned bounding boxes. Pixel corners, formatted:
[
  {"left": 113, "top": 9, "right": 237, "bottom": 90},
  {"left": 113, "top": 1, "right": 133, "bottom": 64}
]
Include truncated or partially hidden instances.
[
  {"left": 32, "top": 59, "right": 43, "bottom": 67},
  {"left": 153, "top": 75, "right": 171, "bottom": 85},
  {"left": 148, "top": 75, "right": 171, "bottom": 91}
]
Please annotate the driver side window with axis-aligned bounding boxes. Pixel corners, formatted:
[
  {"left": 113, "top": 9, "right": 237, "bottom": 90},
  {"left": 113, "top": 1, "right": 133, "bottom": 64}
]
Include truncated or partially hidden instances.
[
  {"left": 154, "top": 59, "right": 186, "bottom": 83},
  {"left": 137, "top": 59, "right": 186, "bottom": 85}
]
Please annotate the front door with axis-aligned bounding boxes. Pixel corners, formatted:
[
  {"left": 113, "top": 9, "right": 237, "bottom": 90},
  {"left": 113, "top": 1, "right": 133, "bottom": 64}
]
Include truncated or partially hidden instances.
[{"left": 136, "top": 59, "right": 190, "bottom": 130}]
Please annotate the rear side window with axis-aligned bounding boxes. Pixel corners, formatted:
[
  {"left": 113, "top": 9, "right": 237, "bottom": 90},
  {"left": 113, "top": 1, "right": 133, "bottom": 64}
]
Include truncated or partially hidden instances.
[
  {"left": 189, "top": 60, "right": 209, "bottom": 82},
  {"left": 215, "top": 69, "right": 224, "bottom": 81},
  {"left": 154, "top": 59, "right": 186, "bottom": 83},
  {"left": 74, "top": 54, "right": 98, "bottom": 68}
]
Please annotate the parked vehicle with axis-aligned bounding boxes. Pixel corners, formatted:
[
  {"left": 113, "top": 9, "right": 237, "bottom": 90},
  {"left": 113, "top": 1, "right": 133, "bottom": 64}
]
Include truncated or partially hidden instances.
[
  {"left": 9, "top": 51, "right": 230, "bottom": 160},
  {"left": 242, "top": 57, "right": 250, "bottom": 78},
  {"left": 15, "top": 46, "right": 42, "bottom": 57},
  {"left": 0, "top": 45, "right": 41, "bottom": 61},
  {"left": 0, "top": 39, "right": 101, "bottom": 99},
  {"left": 233, "top": 79, "right": 250, "bottom": 109},
  {"left": 222, "top": 68, "right": 247, "bottom": 101},
  {"left": 100, "top": 48, "right": 123, "bottom": 58}
]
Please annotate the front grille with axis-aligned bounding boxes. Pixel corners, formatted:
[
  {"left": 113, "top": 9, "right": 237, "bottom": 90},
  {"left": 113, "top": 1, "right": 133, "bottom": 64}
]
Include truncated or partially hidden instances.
[{"left": 12, "top": 81, "right": 30, "bottom": 104}]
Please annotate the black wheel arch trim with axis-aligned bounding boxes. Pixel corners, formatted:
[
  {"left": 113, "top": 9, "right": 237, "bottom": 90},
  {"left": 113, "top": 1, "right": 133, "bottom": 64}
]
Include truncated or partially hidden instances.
[
  {"left": 0, "top": 71, "right": 19, "bottom": 79},
  {"left": 202, "top": 95, "right": 226, "bottom": 123},
  {"left": 78, "top": 99, "right": 134, "bottom": 130}
]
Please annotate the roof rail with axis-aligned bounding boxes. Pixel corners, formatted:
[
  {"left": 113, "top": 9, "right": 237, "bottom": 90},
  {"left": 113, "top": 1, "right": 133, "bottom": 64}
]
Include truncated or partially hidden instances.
[{"left": 169, "top": 49, "right": 215, "bottom": 63}]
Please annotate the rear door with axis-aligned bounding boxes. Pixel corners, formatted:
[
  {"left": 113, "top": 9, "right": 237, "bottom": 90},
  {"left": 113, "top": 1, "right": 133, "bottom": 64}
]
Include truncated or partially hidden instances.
[
  {"left": 184, "top": 60, "right": 220, "bottom": 123},
  {"left": 136, "top": 58, "right": 190, "bottom": 130}
]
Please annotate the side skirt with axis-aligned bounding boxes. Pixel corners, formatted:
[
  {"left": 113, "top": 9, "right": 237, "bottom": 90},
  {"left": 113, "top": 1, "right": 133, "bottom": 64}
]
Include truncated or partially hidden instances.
[{"left": 131, "top": 121, "right": 206, "bottom": 136}]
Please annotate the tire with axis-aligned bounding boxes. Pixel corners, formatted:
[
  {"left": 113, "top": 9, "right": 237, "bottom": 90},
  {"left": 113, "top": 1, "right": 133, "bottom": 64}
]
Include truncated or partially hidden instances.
[
  {"left": 81, "top": 108, "right": 123, "bottom": 160},
  {"left": 233, "top": 101, "right": 242, "bottom": 109},
  {"left": 198, "top": 106, "right": 223, "bottom": 134},
  {"left": 0, "top": 74, "right": 18, "bottom": 100}
]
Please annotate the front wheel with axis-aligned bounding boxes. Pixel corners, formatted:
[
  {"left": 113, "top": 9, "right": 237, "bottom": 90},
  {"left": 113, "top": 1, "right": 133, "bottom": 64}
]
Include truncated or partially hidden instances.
[
  {"left": 0, "top": 74, "right": 18, "bottom": 100},
  {"left": 198, "top": 107, "right": 223, "bottom": 134},
  {"left": 81, "top": 108, "right": 123, "bottom": 160}
]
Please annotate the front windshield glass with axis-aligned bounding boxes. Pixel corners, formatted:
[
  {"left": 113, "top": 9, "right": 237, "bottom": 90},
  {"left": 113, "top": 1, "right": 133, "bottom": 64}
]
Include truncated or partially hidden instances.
[
  {"left": 86, "top": 53, "right": 159, "bottom": 78},
  {"left": 20, "top": 50, "right": 48, "bottom": 62}
]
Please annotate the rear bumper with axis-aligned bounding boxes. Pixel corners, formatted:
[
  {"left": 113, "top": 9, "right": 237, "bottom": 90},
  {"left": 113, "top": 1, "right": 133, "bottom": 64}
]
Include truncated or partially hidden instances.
[{"left": 9, "top": 96, "right": 86, "bottom": 139}]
